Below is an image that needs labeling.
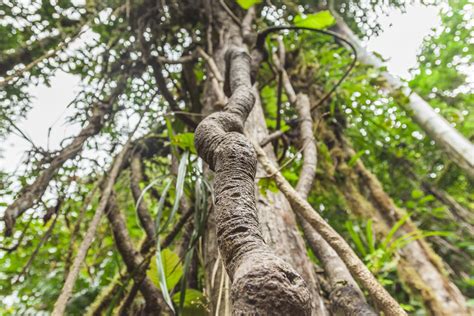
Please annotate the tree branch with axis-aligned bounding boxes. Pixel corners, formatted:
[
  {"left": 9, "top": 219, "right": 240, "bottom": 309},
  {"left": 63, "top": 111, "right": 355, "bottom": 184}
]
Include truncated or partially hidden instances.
[
  {"left": 105, "top": 193, "right": 167, "bottom": 315},
  {"left": 3, "top": 75, "right": 129, "bottom": 236},
  {"left": 272, "top": 41, "right": 376, "bottom": 314}
]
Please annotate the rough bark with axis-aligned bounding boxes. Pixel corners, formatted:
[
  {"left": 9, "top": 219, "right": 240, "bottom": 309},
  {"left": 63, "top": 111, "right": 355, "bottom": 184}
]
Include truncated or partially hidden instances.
[
  {"left": 197, "top": 3, "right": 336, "bottom": 314},
  {"left": 195, "top": 44, "right": 311, "bottom": 314},
  {"left": 331, "top": 11, "right": 474, "bottom": 178}
]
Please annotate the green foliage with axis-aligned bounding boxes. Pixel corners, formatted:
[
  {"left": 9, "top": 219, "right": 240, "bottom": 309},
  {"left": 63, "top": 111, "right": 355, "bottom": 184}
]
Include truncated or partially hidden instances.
[
  {"left": 346, "top": 217, "right": 451, "bottom": 286},
  {"left": 236, "top": 0, "right": 262, "bottom": 10},
  {"left": 294, "top": 11, "right": 335, "bottom": 29},
  {"left": 171, "top": 133, "right": 197, "bottom": 154},
  {"left": 172, "top": 289, "right": 207, "bottom": 316},
  {"left": 149, "top": 249, "right": 183, "bottom": 291},
  {"left": 0, "top": 0, "right": 472, "bottom": 314}
]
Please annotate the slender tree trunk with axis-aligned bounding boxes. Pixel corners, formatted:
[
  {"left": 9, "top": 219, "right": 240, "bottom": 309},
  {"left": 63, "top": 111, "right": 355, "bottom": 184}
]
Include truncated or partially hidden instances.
[{"left": 331, "top": 11, "right": 474, "bottom": 178}]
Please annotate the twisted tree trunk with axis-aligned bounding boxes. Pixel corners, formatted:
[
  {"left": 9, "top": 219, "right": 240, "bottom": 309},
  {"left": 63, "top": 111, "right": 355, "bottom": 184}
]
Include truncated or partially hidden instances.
[{"left": 195, "top": 8, "right": 312, "bottom": 315}]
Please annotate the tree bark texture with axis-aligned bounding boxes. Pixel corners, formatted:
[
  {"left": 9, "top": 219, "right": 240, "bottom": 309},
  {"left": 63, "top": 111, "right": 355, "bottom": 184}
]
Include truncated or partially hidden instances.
[{"left": 196, "top": 46, "right": 311, "bottom": 314}]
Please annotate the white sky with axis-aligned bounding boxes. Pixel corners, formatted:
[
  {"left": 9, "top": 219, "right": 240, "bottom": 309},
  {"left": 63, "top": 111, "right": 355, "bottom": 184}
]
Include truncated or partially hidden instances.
[
  {"left": 364, "top": 4, "right": 440, "bottom": 78},
  {"left": 0, "top": 4, "right": 442, "bottom": 173}
]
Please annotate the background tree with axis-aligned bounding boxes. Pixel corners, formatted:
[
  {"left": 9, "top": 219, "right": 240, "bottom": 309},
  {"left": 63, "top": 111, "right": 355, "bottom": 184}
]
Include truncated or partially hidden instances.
[{"left": 0, "top": 0, "right": 472, "bottom": 315}]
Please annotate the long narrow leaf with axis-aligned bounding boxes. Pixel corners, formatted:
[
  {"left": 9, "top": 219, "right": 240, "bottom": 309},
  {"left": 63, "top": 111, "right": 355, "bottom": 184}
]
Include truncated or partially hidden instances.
[
  {"left": 178, "top": 248, "right": 195, "bottom": 315},
  {"left": 134, "top": 175, "right": 169, "bottom": 231},
  {"left": 345, "top": 221, "right": 367, "bottom": 257},
  {"left": 155, "top": 243, "right": 175, "bottom": 313},
  {"left": 155, "top": 178, "right": 173, "bottom": 232},
  {"left": 382, "top": 213, "right": 412, "bottom": 248},
  {"left": 135, "top": 175, "right": 168, "bottom": 212},
  {"left": 366, "top": 219, "right": 376, "bottom": 254},
  {"left": 160, "top": 151, "right": 189, "bottom": 233}
]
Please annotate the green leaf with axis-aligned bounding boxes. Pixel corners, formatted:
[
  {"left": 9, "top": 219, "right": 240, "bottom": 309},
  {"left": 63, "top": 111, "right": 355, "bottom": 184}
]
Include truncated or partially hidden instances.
[
  {"left": 160, "top": 151, "right": 189, "bottom": 233},
  {"left": 258, "top": 177, "right": 279, "bottom": 197},
  {"left": 149, "top": 249, "right": 184, "bottom": 293},
  {"left": 173, "top": 289, "right": 204, "bottom": 307},
  {"left": 155, "top": 178, "right": 173, "bottom": 232},
  {"left": 147, "top": 257, "right": 160, "bottom": 286},
  {"left": 155, "top": 248, "right": 175, "bottom": 312},
  {"left": 347, "top": 150, "right": 365, "bottom": 167},
  {"left": 160, "top": 248, "right": 184, "bottom": 290},
  {"left": 366, "top": 219, "right": 376, "bottom": 254},
  {"left": 294, "top": 11, "right": 335, "bottom": 30},
  {"left": 171, "top": 133, "right": 196, "bottom": 154},
  {"left": 411, "top": 189, "right": 424, "bottom": 199},
  {"left": 173, "top": 289, "right": 206, "bottom": 316},
  {"left": 382, "top": 213, "right": 411, "bottom": 249},
  {"left": 236, "top": 0, "right": 262, "bottom": 10},
  {"left": 345, "top": 221, "right": 367, "bottom": 257}
]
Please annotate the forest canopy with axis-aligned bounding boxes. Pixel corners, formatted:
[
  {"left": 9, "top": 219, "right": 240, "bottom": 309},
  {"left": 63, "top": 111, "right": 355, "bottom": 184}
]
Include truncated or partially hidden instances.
[{"left": 0, "top": 0, "right": 472, "bottom": 315}]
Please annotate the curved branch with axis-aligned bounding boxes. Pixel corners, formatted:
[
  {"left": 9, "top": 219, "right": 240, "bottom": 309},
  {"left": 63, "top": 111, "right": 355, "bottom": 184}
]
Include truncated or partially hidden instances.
[{"left": 52, "top": 141, "right": 132, "bottom": 316}]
